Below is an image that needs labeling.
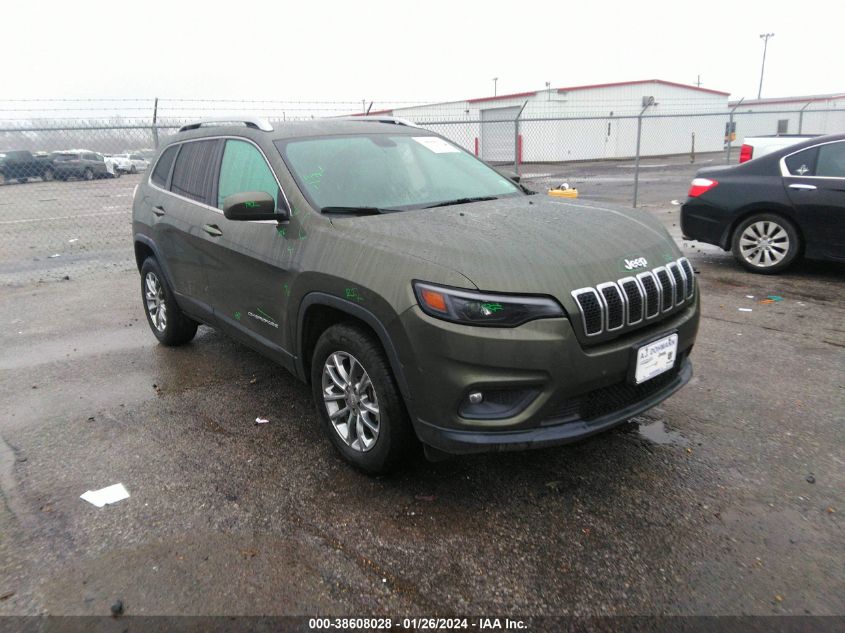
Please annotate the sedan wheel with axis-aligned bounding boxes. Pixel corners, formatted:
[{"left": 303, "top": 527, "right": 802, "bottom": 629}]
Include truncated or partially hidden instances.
[{"left": 732, "top": 213, "right": 800, "bottom": 274}]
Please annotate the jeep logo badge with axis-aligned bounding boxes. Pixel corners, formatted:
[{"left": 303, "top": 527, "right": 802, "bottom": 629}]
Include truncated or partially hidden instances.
[{"left": 623, "top": 257, "right": 648, "bottom": 270}]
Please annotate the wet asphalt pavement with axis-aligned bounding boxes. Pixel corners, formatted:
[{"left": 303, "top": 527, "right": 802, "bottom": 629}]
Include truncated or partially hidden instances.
[{"left": 0, "top": 165, "right": 843, "bottom": 620}]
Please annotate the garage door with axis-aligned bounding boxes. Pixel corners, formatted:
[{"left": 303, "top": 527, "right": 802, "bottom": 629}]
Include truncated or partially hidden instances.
[{"left": 481, "top": 106, "right": 519, "bottom": 164}]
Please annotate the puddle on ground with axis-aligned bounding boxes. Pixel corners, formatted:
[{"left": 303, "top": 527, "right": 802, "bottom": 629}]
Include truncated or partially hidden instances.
[{"left": 630, "top": 417, "right": 690, "bottom": 447}]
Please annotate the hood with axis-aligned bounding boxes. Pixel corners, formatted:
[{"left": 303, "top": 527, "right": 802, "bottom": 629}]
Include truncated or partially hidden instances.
[{"left": 333, "top": 196, "right": 681, "bottom": 306}]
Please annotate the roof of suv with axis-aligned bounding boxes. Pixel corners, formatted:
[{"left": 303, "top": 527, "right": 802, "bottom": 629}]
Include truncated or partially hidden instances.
[{"left": 174, "top": 117, "right": 426, "bottom": 142}]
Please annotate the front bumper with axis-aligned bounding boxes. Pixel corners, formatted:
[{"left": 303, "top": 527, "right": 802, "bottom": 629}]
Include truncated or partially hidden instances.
[
  {"left": 416, "top": 358, "right": 692, "bottom": 454},
  {"left": 397, "top": 296, "right": 699, "bottom": 455}
]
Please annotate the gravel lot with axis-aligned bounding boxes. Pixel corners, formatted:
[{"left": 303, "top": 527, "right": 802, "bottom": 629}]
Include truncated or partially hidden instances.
[{"left": 0, "top": 156, "right": 843, "bottom": 624}]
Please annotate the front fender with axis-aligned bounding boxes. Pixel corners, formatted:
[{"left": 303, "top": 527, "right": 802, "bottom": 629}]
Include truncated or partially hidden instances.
[{"left": 294, "top": 292, "right": 412, "bottom": 400}]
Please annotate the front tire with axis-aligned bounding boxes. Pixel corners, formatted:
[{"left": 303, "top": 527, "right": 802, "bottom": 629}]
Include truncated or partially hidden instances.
[
  {"left": 311, "top": 324, "right": 414, "bottom": 474},
  {"left": 43, "top": 168, "right": 54, "bottom": 182},
  {"left": 130, "top": 165, "right": 137, "bottom": 174},
  {"left": 140, "top": 258, "right": 198, "bottom": 346},
  {"left": 731, "top": 213, "right": 800, "bottom": 274},
  {"left": 84, "top": 168, "right": 94, "bottom": 181}
]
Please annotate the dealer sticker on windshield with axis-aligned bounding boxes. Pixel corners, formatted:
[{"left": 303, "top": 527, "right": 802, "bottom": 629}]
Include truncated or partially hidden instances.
[
  {"left": 634, "top": 333, "right": 678, "bottom": 384},
  {"left": 413, "top": 136, "right": 461, "bottom": 153}
]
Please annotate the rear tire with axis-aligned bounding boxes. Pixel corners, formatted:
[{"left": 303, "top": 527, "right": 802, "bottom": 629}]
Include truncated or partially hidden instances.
[
  {"left": 84, "top": 168, "right": 94, "bottom": 181},
  {"left": 140, "top": 258, "right": 198, "bottom": 346},
  {"left": 0, "top": 172, "right": 6, "bottom": 185},
  {"left": 311, "top": 323, "right": 414, "bottom": 474},
  {"left": 130, "top": 165, "right": 137, "bottom": 174},
  {"left": 731, "top": 213, "right": 800, "bottom": 274},
  {"left": 43, "top": 168, "right": 54, "bottom": 182}
]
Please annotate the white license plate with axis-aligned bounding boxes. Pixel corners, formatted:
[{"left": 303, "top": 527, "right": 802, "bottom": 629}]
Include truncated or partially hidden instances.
[{"left": 634, "top": 333, "right": 678, "bottom": 384}]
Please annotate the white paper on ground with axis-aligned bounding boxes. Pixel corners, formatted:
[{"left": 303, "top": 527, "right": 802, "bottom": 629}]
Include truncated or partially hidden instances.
[{"left": 80, "top": 483, "right": 130, "bottom": 507}]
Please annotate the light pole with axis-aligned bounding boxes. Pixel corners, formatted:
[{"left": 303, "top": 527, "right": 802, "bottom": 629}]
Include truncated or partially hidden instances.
[
  {"left": 492, "top": 77, "right": 498, "bottom": 96},
  {"left": 758, "top": 33, "right": 774, "bottom": 99}
]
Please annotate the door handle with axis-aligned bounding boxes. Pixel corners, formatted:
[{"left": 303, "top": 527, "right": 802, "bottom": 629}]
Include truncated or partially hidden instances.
[
  {"left": 152, "top": 205, "right": 166, "bottom": 216},
  {"left": 789, "top": 183, "right": 817, "bottom": 191},
  {"left": 202, "top": 224, "right": 223, "bottom": 237}
]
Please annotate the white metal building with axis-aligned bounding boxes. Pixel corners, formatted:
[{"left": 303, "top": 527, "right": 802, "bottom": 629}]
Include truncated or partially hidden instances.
[
  {"left": 369, "top": 79, "right": 731, "bottom": 162},
  {"left": 728, "top": 93, "right": 845, "bottom": 143}
]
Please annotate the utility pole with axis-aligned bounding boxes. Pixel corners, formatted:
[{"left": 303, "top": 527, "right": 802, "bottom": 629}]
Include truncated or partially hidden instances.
[
  {"left": 758, "top": 33, "right": 775, "bottom": 99},
  {"left": 545, "top": 81, "right": 551, "bottom": 101},
  {"left": 492, "top": 77, "right": 498, "bottom": 97},
  {"left": 696, "top": 75, "right": 701, "bottom": 87}
]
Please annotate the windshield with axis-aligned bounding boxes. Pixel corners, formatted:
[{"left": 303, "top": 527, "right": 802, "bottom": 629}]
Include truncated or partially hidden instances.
[{"left": 276, "top": 134, "right": 521, "bottom": 211}]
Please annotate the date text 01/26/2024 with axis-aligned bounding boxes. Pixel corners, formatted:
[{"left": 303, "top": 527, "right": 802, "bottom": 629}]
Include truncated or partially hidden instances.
[{"left": 308, "top": 617, "right": 527, "bottom": 630}]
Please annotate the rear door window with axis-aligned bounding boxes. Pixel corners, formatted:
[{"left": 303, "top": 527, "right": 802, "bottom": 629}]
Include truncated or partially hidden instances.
[
  {"left": 151, "top": 145, "right": 179, "bottom": 188},
  {"left": 815, "top": 142, "right": 845, "bottom": 178},
  {"left": 217, "top": 139, "right": 279, "bottom": 209},
  {"left": 169, "top": 140, "right": 220, "bottom": 204},
  {"left": 784, "top": 147, "right": 818, "bottom": 177}
]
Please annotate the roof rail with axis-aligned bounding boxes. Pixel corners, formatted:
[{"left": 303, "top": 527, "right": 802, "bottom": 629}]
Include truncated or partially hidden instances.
[
  {"left": 337, "top": 115, "right": 420, "bottom": 128},
  {"left": 178, "top": 117, "right": 274, "bottom": 133}
]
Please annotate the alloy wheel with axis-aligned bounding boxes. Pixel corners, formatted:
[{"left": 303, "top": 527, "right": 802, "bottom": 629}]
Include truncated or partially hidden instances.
[
  {"left": 144, "top": 272, "right": 167, "bottom": 332},
  {"left": 739, "top": 220, "right": 790, "bottom": 267},
  {"left": 321, "top": 351, "right": 380, "bottom": 452}
]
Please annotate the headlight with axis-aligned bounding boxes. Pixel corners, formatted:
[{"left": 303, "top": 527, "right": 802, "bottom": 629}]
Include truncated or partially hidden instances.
[{"left": 413, "top": 281, "right": 565, "bottom": 327}]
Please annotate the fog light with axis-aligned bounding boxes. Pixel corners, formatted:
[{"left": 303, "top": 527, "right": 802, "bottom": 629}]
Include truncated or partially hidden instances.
[{"left": 459, "top": 387, "right": 540, "bottom": 420}]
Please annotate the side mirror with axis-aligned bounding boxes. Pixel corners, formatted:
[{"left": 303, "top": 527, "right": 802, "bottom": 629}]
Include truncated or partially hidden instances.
[{"left": 223, "top": 191, "right": 289, "bottom": 222}]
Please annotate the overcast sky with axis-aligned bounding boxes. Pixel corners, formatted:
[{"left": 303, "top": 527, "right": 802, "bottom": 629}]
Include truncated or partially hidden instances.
[{"left": 3, "top": 0, "right": 842, "bottom": 109}]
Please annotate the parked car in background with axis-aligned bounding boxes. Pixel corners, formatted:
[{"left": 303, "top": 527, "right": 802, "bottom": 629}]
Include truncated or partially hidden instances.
[
  {"left": 134, "top": 117, "right": 700, "bottom": 473},
  {"left": 682, "top": 133, "right": 845, "bottom": 273},
  {"left": 738, "top": 134, "right": 818, "bottom": 163},
  {"left": 105, "top": 154, "right": 132, "bottom": 174},
  {"left": 0, "top": 150, "right": 56, "bottom": 184},
  {"left": 51, "top": 151, "right": 111, "bottom": 181},
  {"left": 117, "top": 153, "right": 150, "bottom": 173}
]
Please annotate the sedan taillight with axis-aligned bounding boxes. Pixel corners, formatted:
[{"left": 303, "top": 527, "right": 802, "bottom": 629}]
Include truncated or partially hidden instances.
[
  {"left": 739, "top": 144, "right": 753, "bottom": 163},
  {"left": 688, "top": 178, "right": 719, "bottom": 197}
]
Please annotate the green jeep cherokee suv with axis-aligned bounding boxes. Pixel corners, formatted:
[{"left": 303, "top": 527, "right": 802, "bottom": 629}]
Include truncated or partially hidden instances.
[{"left": 133, "top": 116, "right": 699, "bottom": 473}]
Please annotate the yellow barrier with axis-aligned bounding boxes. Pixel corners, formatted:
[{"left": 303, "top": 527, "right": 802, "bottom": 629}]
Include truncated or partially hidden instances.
[{"left": 547, "top": 187, "right": 578, "bottom": 198}]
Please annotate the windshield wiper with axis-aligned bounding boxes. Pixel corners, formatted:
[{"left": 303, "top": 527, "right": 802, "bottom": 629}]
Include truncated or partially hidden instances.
[
  {"left": 321, "top": 206, "right": 387, "bottom": 215},
  {"left": 424, "top": 196, "right": 498, "bottom": 209}
]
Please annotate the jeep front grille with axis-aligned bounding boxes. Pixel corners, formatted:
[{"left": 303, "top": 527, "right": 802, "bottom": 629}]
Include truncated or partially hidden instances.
[
  {"left": 571, "top": 257, "right": 695, "bottom": 338},
  {"left": 572, "top": 288, "right": 603, "bottom": 335}
]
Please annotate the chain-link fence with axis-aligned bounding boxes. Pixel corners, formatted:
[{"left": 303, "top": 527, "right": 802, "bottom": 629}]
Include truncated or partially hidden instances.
[{"left": 1, "top": 101, "right": 843, "bottom": 284}]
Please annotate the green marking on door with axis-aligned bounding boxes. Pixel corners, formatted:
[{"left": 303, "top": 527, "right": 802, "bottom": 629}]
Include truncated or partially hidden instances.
[{"left": 345, "top": 288, "right": 364, "bottom": 303}]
